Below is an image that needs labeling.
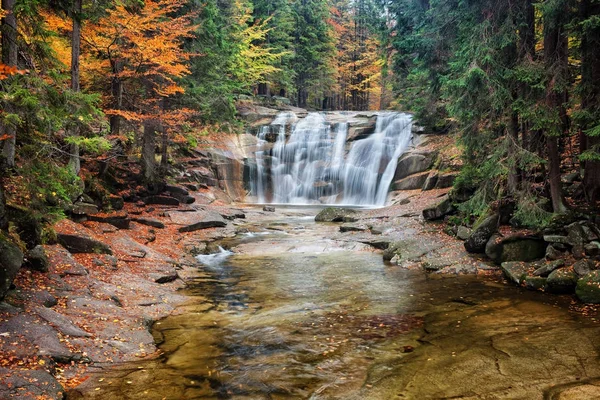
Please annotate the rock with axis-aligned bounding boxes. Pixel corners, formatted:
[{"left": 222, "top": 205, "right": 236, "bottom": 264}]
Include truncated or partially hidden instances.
[
  {"left": 485, "top": 234, "right": 547, "bottom": 264},
  {"left": 456, "top": 226, "right": 472, "bottom": 241},
  {"left": 573, "top": 259, "right": 595, "bottom": 277},
  {"left": 546, "top": 268, "right": 577, "bottom": 293},
  {"left": 54, "top": 219, "right": 112, "bottom": 255},
  {"left": 501, "top": 261, "right": 532, "bottom": 285},
  {"left": 384, "top": 239, "right": 443, "bottom": 264},
  {"left": 0, "top": 235, "right": 24, "bottom": 299},
  {"left": 72, "top": 201, "right": 98, "bottom": 215},
  {"left": 107, "top": 194, "right": 124, "bottom": 211},
  {"left": 546, "top": 245, "right": 565, "bottom": 261},
  {"left": 88, "top": 213, "right": 131, "bottom": 229},
  {"left": 315, "top": 207, "right": 359, "bottom": 223},
  {"left": 263, "top": 206, "right": 276, "bottom": 212},
  {"left": 585, "top": 241, "right": 600, "bottom": 257},
  {"left": 172, "top": 210, "right": 228, "bottom": 232},
  {"left": 35, "top": 307, "right": 91, "bottom": 337},
  {"left": 107, "top": 233, "right": 175, "bottom": 263},
  {"left": 393, "top": 151, "right": 436, "bottom": 181},
  {"left": 422, "top": 258, "right": 453, "bottom": 271},
  {"left": 164, "top": 184, "right": 189, "bottom": 196},
  {"left": 143, "top": 195, "right": 180, "bottom": 206},
  {"left": 339, "top": 224, "right": 368, "bottom": 233},
  {"left": 0, "top": 367, "right": 65, "bottom": 400},
  {"left": 449, "top": 186, "right": 475, "bottom": 203},
  {"left": 392, "top": 171, "right": 430, "bottom": 190},
  {"left": 422, "top": 172, "right": 438, "bottom": 191},
  {"left": 423, "top": 195, "right": 455, "bottom": 221},
  {"left": 543, "top": 235, "right": 570, "bottom": 245},
  {"left": 435, "top": 172, "right": 459, "bottom": 189},
  {"left": 565, "top": 221, "right": 598, "bottom": 246},
  {"left": 44, "top": 245, "right": 89, "bottom": 277},
  {"left": 532, "top": 259, "right": 565, "bottom": 277},
  {"left": 576, "top": 271, "right": 600, "bottom": 303},
  {"left": 26, "top": 245, "right": 49, "bottom": 272},
  {"left": 132, "top": 217, "right": 165, "bottom": 229},
  {"left": 437, "top": 264, "right": 478, "bottom": 275},
  {"left": 465, "top": 214, "right": 499, "bottom": 254},
  {"left": 563, "top": 172, "right": 580, "bottom": 184},
  {"left": 524, "top": 276, "right": 547, "bottom": 291},
  {"left": 573, "top": 245, "right": 586, "bottom": 260}
]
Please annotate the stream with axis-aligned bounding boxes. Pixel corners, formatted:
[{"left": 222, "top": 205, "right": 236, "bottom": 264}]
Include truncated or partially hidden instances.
[{"left": 83, "top": 207, "right": 600, "bottom": 399}]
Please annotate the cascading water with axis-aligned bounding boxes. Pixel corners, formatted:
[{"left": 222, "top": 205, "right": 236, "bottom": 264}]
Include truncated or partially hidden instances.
[{"left": 249, "top": 112, "right": 413, "bottom": 206}]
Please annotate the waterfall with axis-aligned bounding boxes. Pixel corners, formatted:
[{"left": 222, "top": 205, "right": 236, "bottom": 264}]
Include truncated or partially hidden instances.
[{"left": 249, "top": 112, "right": 413, "bottom": 207}]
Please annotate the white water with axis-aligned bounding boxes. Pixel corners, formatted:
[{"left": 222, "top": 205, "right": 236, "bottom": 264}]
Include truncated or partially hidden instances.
[
  {"left": 195, "top": 246, "right": 234, "bottom": 268},
  {"left": 249, "top": 112, "right": 413, "bottom": 207}
]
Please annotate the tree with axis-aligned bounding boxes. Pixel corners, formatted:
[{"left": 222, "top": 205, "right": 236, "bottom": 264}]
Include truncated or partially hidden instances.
[{"left": 1, "top": 0, "right": 18, "bottom": 168}]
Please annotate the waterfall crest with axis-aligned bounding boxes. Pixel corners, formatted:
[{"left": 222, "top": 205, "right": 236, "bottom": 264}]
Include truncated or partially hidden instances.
[{"left": 249, "top": 112, "right": 413, "bottom": 207}]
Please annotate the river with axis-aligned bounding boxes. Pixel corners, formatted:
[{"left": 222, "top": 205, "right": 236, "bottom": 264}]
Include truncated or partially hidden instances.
[{"left": 81, "top": 207, "right": 600, "bottom": 399}]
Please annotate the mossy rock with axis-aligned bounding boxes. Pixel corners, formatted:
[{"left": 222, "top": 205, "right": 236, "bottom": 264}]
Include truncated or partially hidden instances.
[
  {"left": 524, "top": 276, "right": 547, "bottom": 291},
  {"left": 0, "top": 233, "right": 24, "bottom": 299},
  {"left": 576, "top": 271, "right": 600, "bottom": 303},
  {"left": 546, "top": 268, "right": 577, "bottom": 294},
  {"left": 315, "top": 207, "right": 359, "bottom": 223}
]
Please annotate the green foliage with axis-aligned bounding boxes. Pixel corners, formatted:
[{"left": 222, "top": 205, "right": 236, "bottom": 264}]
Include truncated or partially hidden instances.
[{"left": 511, "top": 196, "right": 554, "bottom": 230}]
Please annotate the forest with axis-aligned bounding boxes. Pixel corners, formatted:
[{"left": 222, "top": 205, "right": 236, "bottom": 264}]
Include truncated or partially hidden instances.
[{"left": 0, "top": 0, "right": 599, "bottom": 238}]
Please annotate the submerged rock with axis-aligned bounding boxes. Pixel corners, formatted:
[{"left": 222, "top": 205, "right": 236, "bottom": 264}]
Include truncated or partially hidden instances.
[{"left": 315, "top": 207, "right": 359, "bottom": 223}]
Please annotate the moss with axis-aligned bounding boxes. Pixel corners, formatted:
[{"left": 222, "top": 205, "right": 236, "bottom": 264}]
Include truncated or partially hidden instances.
[{"left": 576, "top": 271, "right": 600, "bottom": 304}]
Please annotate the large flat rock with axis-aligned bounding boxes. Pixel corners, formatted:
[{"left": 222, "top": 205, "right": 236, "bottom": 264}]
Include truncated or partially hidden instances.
[
  {"left": 0, "top": 367, "right": 64, "bottom": 400},
  {"left": 168, "top": 210, "right": 227, "bottom": 232},
  {"left": 54, "top": 219, "right": 112, "bottom": 255}
]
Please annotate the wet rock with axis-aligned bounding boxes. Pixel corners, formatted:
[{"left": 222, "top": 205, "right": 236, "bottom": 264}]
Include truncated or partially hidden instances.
[
  {"left": 26, "top": 245, "right": 49, "bottom": 272},
  {"left": 524, "top": 276, "right": 547, "bottom": 291},
  {"left": 132, "top": 217, "right": 165, "bottom": 229},
  {"left": 576, "top": 270, "right": 600, "bottom": 303},
  {"left": 546, "top": 268, "right": 577, "bottom": 294},
  {"left": 574, "top": 259, "right": 595, "bottom": 277},
  {"left": 358, "top": 238, "right": 393, "bottom": 250},
  {"left": 423, "top": 195, "right": 454, "bottom": 221},
  {"left": 35, "top": 307, "right": 91, "bottom": 337},
  {"left": 532, "top": 259, "right": 565, "bottom": 277},
  {"left": 465, "top": 214, "right": 499, "bottom": 254},
  {"left": 72, "top": 201, "right": 98, "bottom": 216},
  {"left": 456, "top": 226, "right": 472, "bottom": 241},
  {"left": 585, "top": 241, "right": 600, "bottom": 257},
  {"left": 0, "top": 235, "right": 24, "bottom": 299},
  {"left": 392, "top": 171, "right": 430, "bottom": 190},
  {"left": 393, "top": 151, "right": 436, "bottom": 181},
  {"left": 546, "top": 245, "right": 565, "bottom": 261},
  {"left": 263, "top": 206, "right": 276, "bottom": 212},
  {"left": 485, "top": 234, "right": 547, "bottom": 264},
  {"left": 143, "top": 195, "right": 180, "bottom": 206},
  {"left": 54, "top": 219, "right": 112, "bottom": 255},
  {"left": 385, "top": 239, "right": 443, "bottom": 264},
  {"left": 501, "top": 261, "right": 532, "bottom": 285},
  {"left": 437, "top": 264, "right": 478, "bottom": 274},
  {"left": 315, "top": 207, "right": 359, "bottom": 223},
  {"left": 0, "top": 367, "right": 64, "bottom": 400},
  {"left": 422, "top": 258, "right": 453, "bottom": 271}
]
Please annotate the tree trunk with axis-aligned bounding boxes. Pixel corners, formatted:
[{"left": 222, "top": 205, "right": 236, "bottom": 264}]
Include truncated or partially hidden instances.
[
  {"left": 160, "top": 123, "right": 168, "bottom": 173},
  {"left": 1, "top": 0, "right": 18, "bottom": 169},
  {"left": 507, "top": 110, "right": 520, "bottom": 194},
  {"left": 581, "top": 0, "right": 600, "bottom": 205},
  {"left": 142, "top": 120, "right": 157, "bottom": 183},
  {"left": 543, "top": 0, "right": 569, "bottom": 213},
  {"left": 68, "top": 0, "right": 82, "bottom": 175},
  {"left": 110, "top": 60, "right": 123, "bottom": 136}
]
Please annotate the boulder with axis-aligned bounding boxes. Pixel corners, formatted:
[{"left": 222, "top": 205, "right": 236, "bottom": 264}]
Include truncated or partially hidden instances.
[
  {"left": 392, "top": 171, "right": 430, "bottom": 191},
  {"left": 543, "top": 235, "right": 570, "bottom": 245},
  {"left": 88, "top": 213, "right": 131, "bottom": 229},
  {"left": 164, "top": 184, "right": 189, "bottom": 196},
  {"left": 422, "top": 172, "right": 439, "bottom": 191},
  {"left": 384, "top": 239, "right": 443, "bottom": 264},
  {"left": 346, "top": 117, "right": 377, "bottom": 141},
  {"left": 0, "top": 236, "right": 24, "bottom": 299},
  {"left": 54, "top": 219, "right": 112, "bottom": 255},
  {"left": 574, "top": 259, "right": 595, "bottom": 277},
  {"left": 340, "top": 224, "right": 368, "bottom": 233},
  {"left": 456, "top": 226, "right": 472, "bottom": 241},
  {"left": 465, "top": 214, "right": 499, "bottom": 254},
  {"left": 71, "top": 201, "right": 98, "bottom": 216},
  {"left": 315, "top": 207, "right": 359, "bottom": 223},
  {"left": 585, "top": 241, "right": 600, "bottom": 257},
  {"left": 393, "top": 151, "right": 436, "bottom": 181},
  {"left": 449, "top": 186, "right": 475, "bottom": 203},
  {"left": 501, "top": 261, "right": 532, "bottom": 285},
  {"left": 485, "top": 234, "right": 547, "bottom": 264},
  {"left": 546, "top": 268, "right": 578, "bottom": 294},
  {"left": 172, "top": 211, "right": 228, "bottom": 232},
  {"left": 532, "top": 259, "right": 565, "bottom": 277},
  {"left": 107, "top": 194, "right": 124, "bottom": 211},
  {"left": 546, "top": 245, "right": 565, "bottom": 261},
  {"left": 423, "top": 195, "right": 455, "bottom": 221},
  {"left": 263, "top": 206, "right": 276, "bottom": 212},
  {"left": 576, "top": 270, "right": 600, "bottom": 303},
  {"left": 524, "top": 276, "right": 547, "bottom": 291},
  {"left": 435, "top": 172, "right": 459, "bottom": 189},
  {"left": 26, "top": 245, "right": 49, "bottom": 272}
]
